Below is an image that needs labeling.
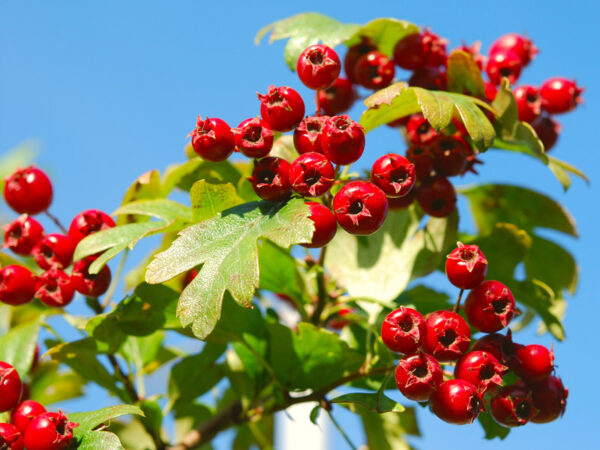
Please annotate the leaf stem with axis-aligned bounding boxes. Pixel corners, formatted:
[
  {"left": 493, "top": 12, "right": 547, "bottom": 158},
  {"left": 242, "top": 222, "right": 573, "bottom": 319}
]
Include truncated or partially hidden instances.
[
  {"left": 453, "top": 288, "right": 465, "bottom": 313},
  {"left": 44, "top": 210, "right": 68, "bottom": 234},
  {"left": 311, "top": 245, "right": 328, "bottom": 325}
]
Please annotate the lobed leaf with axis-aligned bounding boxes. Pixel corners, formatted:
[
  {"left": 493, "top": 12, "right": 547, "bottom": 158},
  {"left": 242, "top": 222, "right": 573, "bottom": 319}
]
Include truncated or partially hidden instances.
[
  {"left": 446, "top": 50, "right": 485, "bottom": 98},
  {"left": 190, "top": 179, "right": 243, "bottom": 222}
]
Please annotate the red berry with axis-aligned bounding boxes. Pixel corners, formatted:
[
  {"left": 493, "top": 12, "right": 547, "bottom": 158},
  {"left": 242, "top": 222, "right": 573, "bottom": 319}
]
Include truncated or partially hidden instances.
[
  {"left": 405, "top": 145, "right": 435, "bottom": 179},
  {"left": 297, "top": 44, "right": 341, "bottom": 90},
  {"left": 10, "top": 400, "right": 47, "bottom": 433},
  {"left": 408, "top": 67, "right": 447, "bottom": 90},
  {"left": 249, "top": 157, "right": 292, "bottom": 202},
  {"left": 182, "top": 268, "right": 198, "bottom": 289},
  {"left": 68, "top": 209, "right": 115, "bottom": 246},
  {"left": 471, "top": 332, "right": 517, "bottom": 365},
  {"left": 353, "top": 51, "right": 395, "bottom": 90},
  {"left": 289, "top": 153, "right": 335, "bottom": 197},
  {"left": 455, "top": 351, "right": 507, "bottom": 393},
  {"left": 491, "top": 385, "right": 537, "bottom": 427},
  {"left": 416, "top": 177, "right": 456, "bottom": 218},
  {"left": 512, "top": 344, "right": 554, "bottom": 381},
  {"left": 430, "top": 135, "right": 467, "bottom": 177},
  {"left": 302, "top": 202, "right": 337, "bottom": 248},
  {"left": 233, "top": 118, "right": 274, "bottom": 158},
  {"left": 31, "top": 234, "right": 75, "bottom": 271},
  {"left": 484, "top": 81, "right": 498, "bottom": 102},
  {"left": 405, "top": 114, "right": 439, "bottom": 145},
  {"left": 532, "top": 116, "right": 560, "bottom": 152},
  {"left": 393, "top": 31, "right": 447, "bottom": 70},
  {"left": 3, "top": 167, "right": 53, "bottom": 215},
  {"left": 34, "top": 268, "right": 75, "bottom": 308},
  {"left": 514, "top": 85, "right": 542, "bottom": 123},
  {"left": 529, "top": 376, "right": 567, "bottom": 423},
  {"left": 395, "top": 353, "right": 442, "bottom": 401},
  {"left": 371, "top": 154, "right": 416, "bottom": 198},
  {"left": 445, "top": 242, "right": 488, "bottom": 290},
  {"left": 258, "top": 86, "right": 305, "bottom": 132},
  {"left": 190, "top": 116, "right": 235, "bottom": 162},
  {"left": 464, "top": 280, "right": 516, "bottom": 332},
  {"left": 0, "top": 265, "right": 37, "bottom": 306},
  {"left": 344, "top": 40, "right": 376, "bottom": 83},
  {"left": 489, "top": 33, "right": 537, "bottom": 66},
  {"left": 423, "top": 310, "right": 470, "bottom": 361},
  {"left": 381, "top": 307, "right": 426, "bottom": 354},
  {"left": 539, "top": 77, "right": 584, "bottom": 114},
  {"left": 0, "top": 423, "right": 24, "bottom": 450},
  {"left": 321, "top": 115, "right": 365, "bottom": 165},
  {"left": 293, "top": 116, "right": 328, "bottom": 155},
  {"left": 430, "top": 379, "right": 483, "bottom": 424},
  {"left": 317, "top": 78, "right": 355, "bottom": 115},
  {"left": 71, "top": 256, "right": 112, "bottom": 298},
  {"left": 333, "top": 181, "right": 388, "bottom": 235},
  {"left": 486, "top": 49, "right": 522, "bottom": 85},
  {"left": 0, "top": 362, "right": 22, "bottom": 412},
  {"left": 24, "top": 411, "right": 78, "bottom": 450},
  {"left": 2, "top": 215, "right": 44, "bottom": 256},
  {"left": 387, "top": 187, "right": 417, "bottom": 210},
  {"left": 327, "top": 307, "right": 352, "bottom": 330}
]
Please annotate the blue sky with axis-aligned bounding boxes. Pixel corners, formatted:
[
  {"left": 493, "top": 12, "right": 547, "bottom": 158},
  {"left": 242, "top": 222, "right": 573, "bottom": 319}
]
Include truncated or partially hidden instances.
[{"left": 1, "top": 1, "right": 599, "bottom": 449}]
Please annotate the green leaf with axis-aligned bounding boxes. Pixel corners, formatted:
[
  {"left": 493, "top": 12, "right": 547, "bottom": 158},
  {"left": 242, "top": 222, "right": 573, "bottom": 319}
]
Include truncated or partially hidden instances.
[
  {"left": 0, "top": 316, "right": 44, "bottom": 375},
  {"left": 348, "top": 18, "right": 418, "bottom": 56},
  {"left": 396, "top": 285, "right": 452, "bottom": 315},
  {"left": 255, "top": 13, "right": 360, "bottom": 70},
  {"left": 162, "top": 158, "right": 243, "bottom": 194},
  {"left": 360, "top": 83, "right": 495, "bottom": 147},
  {"left": 116, "top": 170, "right": 162, "bottom": 225},
  {"left": 146, "top": 199, "right": 313, "bottom": 339},
  {"left": 29, "top": 362, "right": 86, "bottom": 405},
  {"left": 172, "top": 402, "right": 213, "bottom": 443},
  {"left": 446, "top": 50, "right": 485, "bottom": 97},
  {"left": 190, "top": 179, "right": 243, "bottom": 222},
  {"left": 354, "top": 407, "right": 420, "bottom": 450},
  {"left": 258, "top": 241, "right": 306, "bottom": 305},
  {"left": 113, "top": 199, "right": 192, "bottom": 222},
  {"left": 525, "top": 235, "right": 578, "bottom": 295},
  {"left": 547, "top": 155, "right": 590, "bottom": 190},
  {"left": 269, "top": 135, "right": 299, "bottom": 163},
  {"left": 478, "top": 412, "right": 510, "bottom": 440},
  {"left": 331, "top": 392, "right": 404, "bottom": 413},
  {"left": 70, "top": 405, "right": 144, "bottom": 433},
  {"left": 512, "top": 279, "right": 565, "bottom": 340},
  {"left": 74, "top": 430, "right": 126, "bottom": 450}
]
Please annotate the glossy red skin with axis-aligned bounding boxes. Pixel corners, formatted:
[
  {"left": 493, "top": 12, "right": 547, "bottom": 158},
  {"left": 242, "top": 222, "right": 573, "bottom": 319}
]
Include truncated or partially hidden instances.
[
  {"left": 409, "top": 67, "right": 447, "bottom": 90},
  {"left": 472, "top": 332, "right": 517, "bottom": 365},
  {"left": 386, "top": 116, "right": 410, "bottom": 128},
  {"left": 489, "top": 33, "right": 537, "bottom": 66},
  {"left": 297, "top": 44, "right": 341, "bottom": 90},
  {"left": 431, "top": 135, "right": 467, "bottom": 177},
  {"left": 0, "top": 423, "right": 24, "bottom": 450},
  {"left": 529, "top": 376, "right": 567, "bottom": 423},
  {"left": 371, "top": 154, "right": 416, "bottom": 198},
  {"left": 10, "top": 400, "right": 47, "bottom": 433},
  {"left": 321, "top": 115, "right": 365, "bottom": 165},
  {"left": 532, "top": 116, "right": 560, "bottom": 152},
  {"left": 464, "top": 280, "right": 516, "bottom": 332},
  {"left": 353, "top": 51, "right": 395, "bottom": 90},
  {"left": 258, "top": 86, "right": 305, "bottom": 132},
  {"left": 2, "top": 215, "right": 44, "bottom": 255},
  {"left": 395, "top": 353, "right": 442, "bottom": 401},
  {"left": 455, "top": 351, "right": 507, "bottom": 393},
  {"left": 34, "top": 268, "right": 75, "bottom": 308},
  {"left": 233, "top": 118, "right": 274, "bottom": 158},
  {"left": 387, "top": 187, "right": 417, "bottom": 210},
  {"left": 484, "top": 81, "right": 498, "bottom": 102},
  {"left": 294, "top": 116, "right": 328, "bottom": 155},
  {"left": 327, "top": 308, "right": 352, "bottom": 330},
  {"left": 302, "top": 202, "right": 337, "bottom": 248},
  {"left": 405, "top": 145, "right": 435, "bottom": 179},
  {"left": 71, "top": 256, "right": 112, "bottom": 298},
  {"left": 430, "top": 379, "right": 482, "bottom": 424},
  {"left": 182, "top": 267, "right": 199, "bottom": 289},
  {"left": 4, "top": 167, "right": 53, "bottom": 215},
  {"left": 317, "top": 78, "right": 355, "bottom": 115},
  {"left": 0, "top": 362, "right": 22, "bottom": 412},
  {"left": 445, "top": 242, "right": 488, "bottom": 290},
  {"left": 491, "top": 385, "right": 536, "bottom": 427},
  {"left": 416, "top": 177, "right": 456, "bottom": 218},
  {"left": 381, "top": 307, "right": 426, "bottom": 354},
  {"left": 486, "top": 49, "right": 523, "bottom": 85},
  {"left": 0, "top": 265, "right": 37, "bottom": 306},
  {"left": 344, "top": 40, "right": 376, "bottom": 82},
  {"left": 393, "top": 31, "right": 447, "bottom": 70},
  {"left": 68, "top": 209, "right": 115, "bottom": 246},
  {"left": 24, "top": 411, "right": 78, "bottom": 450},
  {"left": 405, "top": 114, "right": 439, "bottom": 145},
  {"left": 512, "top": 344, "right": 554, "bottom": 381},
  {"left": 514, "top": 85, "right": 542, "bottom": 123},
  {"left": 289, "top": 152, "right": 335, "bottom": 197},
  {"left": 539, "top": 77, "right": 583, "bottom": 114},
  {"left": 249, "top": 157, "right": 292, "bottom": 202},
  {"left": 190, "top": 116, "right": 235, "bottom": 162},
  {"left": 32, "top": 234, "right": 75, "bottom": 270},
  {"left": 423, "top": 310, "right": 471, "bottom": 361},
  {"left": 333, "top": 181, "right": 388, "bottom": 235}
]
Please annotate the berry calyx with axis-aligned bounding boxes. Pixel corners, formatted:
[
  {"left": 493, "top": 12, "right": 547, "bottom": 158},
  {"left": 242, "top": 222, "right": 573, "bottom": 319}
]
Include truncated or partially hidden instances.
[
  {"left": 489, "top": 33, "right": 537, "bottom": 66},
  {"left": 491, "top": 385, "right": 537, "bottom": 427},
  {"left": 514, "top": 85, "right": 542, "bottom": 123},
  {"left": 34, "top": 269, "right": 75, "bottom": 308},
  {"left": 71, "top": 256, "right": 112, "bottom": 298},
  {"left": 430, "top": 135, "right": 467, "bottom": 177},
  {"left": 233, "top": 118, "right": 274, "bottom": 158},
  {"left": 353, "top": 51, "right": 395, "bottom": 90},
  {"left": 297, "top": 44, "right": 341, "bottom": 90},
  {"left": 0, "top": 423, "right": 24, "bottom": 450},
  {"left": 190, "top": 116, "right": 235, "bottom": 162},
  {"left": 0, "top": 265, "right": 37, "bottom": 306},
  {"left": 532, "top": 116, "right": 560, "bottom": 152},
  {"left": 539, "top": 77, "right": 584, "bottom": 114},
  {"left": 24, "top": 411, "right": 78, "bottom": 450},
  {"left": 317, "top": 78, "right": 355, "bottom": 115},
  {"left": 293, "top": 116, "right": 328, "bottom": 155},
  {"left": 393, "top": 31, "right": 447, "bottom": 70},
  {"left": 445, "top": 242, "right": 488, "bottom": 290},
  {"left": 10, "top": 400, "right": 47, "bottom": 433},
  {"left": 512, "top": 344, "right": 554, "bottom": 381},
  {"left": 454, "top": 351, "right": 507, "bottom": 393},
  {"left": 423, "top": 310, "right": 471, "bottom": 361},
  {"left": 333, "top": 181, "right": 388, "bottom": 235},
  {"left": 381, "top": 307, "right": 426, "bottom": 354},
  {"left": 3, "top": 167, "right": 53, "bottom": 215},
  {"left": 529, "top": 376, "right": 568, "bottom": 423},
  {"left": 258, "top": 86, "right": 305, "bottom": 132},
  {"left": 2, "top": 215, "right": 44, "bottom": 256},
  {"left": 370, "top": 154, "right": 416, "bottom": 198},
  {"left": 416, "top": 177, "right": 457, "bottom": 218},
  {"left": 321, "top": 115, "right": 365, "bottom": 165},
  {"left": 302, "top": 202, "right": 337, "bottom": 248},
  {"left": 344, "top": 40, "right": 376, "bottom": 82},
  {"left": 408, "top": 67, "right": 447, "bottom": 90},
  {"left": 405, "top": 145, "right": 435, "bottom": 179},
  {"left": 31, "top": 234, "right": 75, "bottom": 271},
  {"left": 395, "top": 353, "right": 443, "bottom": 401},
  {"left": 430, "top": 379, "right": 483, "bottom": 424},
  {"left": 249, "top": 157, "right": 292, "bottom": 202},
  {"left": 486, "top": 50, "right": 523, "bottom": 85},
  {"left": 68, "top": 209, "right": 115, "bottom": 246},
  {"left": 0, "top": 362, "right": 22, "bottom": 413},
  {"left": 289, "top": 152, "right": 335, "bottom": 197},
  {"left": 464, "top": 280, "right": 516, "bottom": 332},
  {"left": 406, "top": 114, "right": 439, "bottom": 145}
]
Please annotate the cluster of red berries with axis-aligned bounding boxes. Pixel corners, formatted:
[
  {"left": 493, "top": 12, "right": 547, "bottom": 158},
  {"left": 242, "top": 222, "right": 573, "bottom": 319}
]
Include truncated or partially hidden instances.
[
  {"left": 0, "top": 167, "right": 115, "bottom": 308},
  {"left": 0, "top": 360, "right": 78, "bottom": 450},
  {"left": 381, "top": 242, "right": 567, "bottom": 427}
]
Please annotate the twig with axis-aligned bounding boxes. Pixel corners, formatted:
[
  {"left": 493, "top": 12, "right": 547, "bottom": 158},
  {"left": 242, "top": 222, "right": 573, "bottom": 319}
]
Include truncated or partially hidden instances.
[
  {"left": 311, "top": 246, "right": 328, "bottom": 325},
  {"left": 44, "top": 210, "right": 68, "bottom": 234},
  {"left": 453, "top": 289, "right": 465, "bottom": 313}
]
